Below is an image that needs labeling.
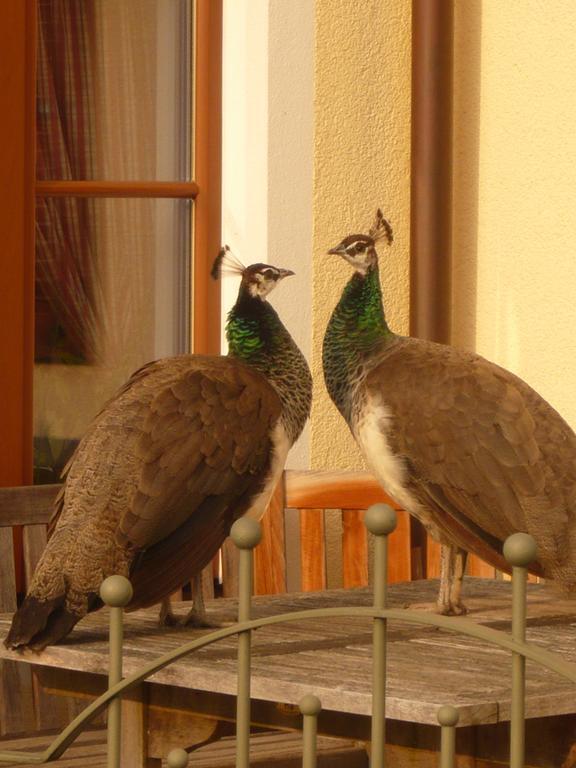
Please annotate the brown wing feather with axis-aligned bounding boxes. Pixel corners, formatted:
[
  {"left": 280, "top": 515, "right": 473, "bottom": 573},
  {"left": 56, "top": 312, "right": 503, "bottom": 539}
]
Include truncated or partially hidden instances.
[
  {"left": 128, "top": 494, "right": 239, "bottom": 610},
  {"left": 7, "top": 355, "right": 281, "bottom": 649},
  {"left": 116, "top": 357, "right": 279, "bottom": 550},
  {"left": 365, "top": 337, "right": 576, "bottom": 587}
]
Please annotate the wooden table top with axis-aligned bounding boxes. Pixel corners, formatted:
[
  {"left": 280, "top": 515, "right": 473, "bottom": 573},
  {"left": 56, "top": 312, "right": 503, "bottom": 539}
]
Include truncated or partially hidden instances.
[{"left": 1, "top": 578, "right": 576, "bottom": 728}]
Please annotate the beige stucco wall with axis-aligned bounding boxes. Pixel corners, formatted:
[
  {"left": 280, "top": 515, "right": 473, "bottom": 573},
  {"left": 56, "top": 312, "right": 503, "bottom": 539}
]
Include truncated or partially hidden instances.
[
  {"left": 452, "top": 0, "right": 576, "bottom": 428},
  {"left": 311, "top": 0, "right": 576, "bottom": 472},
  {"left": 311, "top": 0, "right": 412, "bottom": 470}
]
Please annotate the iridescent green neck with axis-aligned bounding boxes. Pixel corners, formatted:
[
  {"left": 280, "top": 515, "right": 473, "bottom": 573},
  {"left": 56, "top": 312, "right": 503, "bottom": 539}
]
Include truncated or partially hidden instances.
[
  {"left": 226, "top": 289, "right": 312, "bottom": 442},
  {"left": 226, "top": 293, "right": 282, "bottom": 367},
  {"left": 323, "top": 265, "right": 393, "bottom": 420}
]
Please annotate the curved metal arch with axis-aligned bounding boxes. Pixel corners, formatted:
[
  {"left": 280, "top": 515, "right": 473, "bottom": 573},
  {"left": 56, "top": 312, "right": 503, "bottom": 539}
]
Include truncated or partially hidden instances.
[{"left": 2, "top": 605, "right": 576, "bottom": 764}]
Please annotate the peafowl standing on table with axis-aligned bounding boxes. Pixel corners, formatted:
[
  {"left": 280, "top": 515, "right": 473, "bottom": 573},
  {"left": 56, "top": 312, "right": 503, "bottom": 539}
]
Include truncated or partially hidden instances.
[
  {"left": 322, "top": 209, "right": 576, "bottom": 614},
  {"left": 6, "top": 249, "right": 312, "bottom": 650}
]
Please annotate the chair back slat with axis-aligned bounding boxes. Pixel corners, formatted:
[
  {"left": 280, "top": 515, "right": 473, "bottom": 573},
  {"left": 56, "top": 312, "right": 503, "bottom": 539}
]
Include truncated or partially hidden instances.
[
  {"left": 254, "top": 481, "right": 287, "bottom": 596},
  {"left": 0, "top": 484, "right": 59, "bottom": 527},
  {"left": 388, "top": 510, "right": 412, "bottom": 583},
  {"left": 23, "top": 524, "right": 49, "bottom": 587},
  {"left": 342, "top": 509, "right": 369, "bottom": 588},
  {"left": 285, "top": 469, "right": 391, "bottom": 511},
  {"left": 0, "top": 527, "right": 17, "bottom": 613},
  {"left": 299, "top": 509, "right": 326, "bottom": 592},
  {"left": 222, "top": 538, "right": 240, "bottom": 598}
]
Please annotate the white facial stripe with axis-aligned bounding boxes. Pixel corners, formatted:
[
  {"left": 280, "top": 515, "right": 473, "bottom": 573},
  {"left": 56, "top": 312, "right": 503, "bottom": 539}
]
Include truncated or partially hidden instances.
[{"left": 248, "top": 272, "right": 277, "bottom": 298}]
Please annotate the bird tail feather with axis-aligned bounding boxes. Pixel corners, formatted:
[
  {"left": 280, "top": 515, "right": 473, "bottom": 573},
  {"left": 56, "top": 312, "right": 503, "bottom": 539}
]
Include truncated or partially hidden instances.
[{"left": 4, "top": 594, "right": 79, "bottom": 651}]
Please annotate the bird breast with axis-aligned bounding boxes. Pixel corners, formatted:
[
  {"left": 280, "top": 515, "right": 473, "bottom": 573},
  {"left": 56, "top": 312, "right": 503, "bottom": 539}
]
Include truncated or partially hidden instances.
[
  {"left": 353, "top": 398, "right": 436, "bottom": 531},
  {"left": 243, "top": 420, "right": 291, "bottom": 521}
]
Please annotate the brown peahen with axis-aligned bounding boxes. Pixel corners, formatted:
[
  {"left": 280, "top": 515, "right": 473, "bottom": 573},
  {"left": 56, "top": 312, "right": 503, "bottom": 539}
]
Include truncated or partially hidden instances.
[
  {"left": 322, "top": 209, "right": 576, "bottom": 614},
  {"left": 6, "top": 251, "right": 312, "bottom": 649}
]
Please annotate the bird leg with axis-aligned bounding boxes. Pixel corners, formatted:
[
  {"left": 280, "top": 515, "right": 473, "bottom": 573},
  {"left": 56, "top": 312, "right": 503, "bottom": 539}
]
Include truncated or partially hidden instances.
[
  {"left": 158, "top": 596, "right": 179, "bottom": 627},
  {"left": 437, "top": 545, "right": 468, "bottom": 615},
  {"left": 158, "top": 574, "right": 218, "bottom": 629},
  {"left": 179, "top": 574, "right": 215, "bottom": 628}
]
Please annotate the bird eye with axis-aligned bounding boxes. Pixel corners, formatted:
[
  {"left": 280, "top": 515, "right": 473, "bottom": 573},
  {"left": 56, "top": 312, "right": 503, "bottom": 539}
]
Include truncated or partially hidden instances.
[{"left": 355, "top": 242, "right": 366, "bottom": 253}]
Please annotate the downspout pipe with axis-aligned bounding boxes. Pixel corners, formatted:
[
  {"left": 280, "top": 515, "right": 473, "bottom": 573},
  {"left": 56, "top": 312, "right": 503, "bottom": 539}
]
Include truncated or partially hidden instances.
[
  {"left": 409, "top": 0, "right": 454, "bottom": 579},
  {"left": 410, "top": 0, "right": 454, "bottom": 344}
]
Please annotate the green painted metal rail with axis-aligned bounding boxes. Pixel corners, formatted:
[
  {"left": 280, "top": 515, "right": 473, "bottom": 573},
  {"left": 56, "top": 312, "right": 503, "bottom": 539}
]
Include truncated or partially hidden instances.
[{"left": 0, "top": 505, "right": 575, "bottom": 767}]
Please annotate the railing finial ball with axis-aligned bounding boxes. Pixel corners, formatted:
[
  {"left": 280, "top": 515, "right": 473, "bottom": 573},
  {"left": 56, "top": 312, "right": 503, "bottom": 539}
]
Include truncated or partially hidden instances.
[
  {"left": 231, "top": 517, "right": 262, "bottom": 549},
  {"left": 99, "top": 574, "right": 133, "bottom": 607},
  {"left": 166, "top": 747, "right": 189, "bottom": 768},
  {"left": 437, "top": 704, "right": 459, "bottom": 727},
  {"left": 503, "top": 532, "right": 537, "bottom": 568},
  {"left": 299, "top": 693, "right": 322, "bottom": 717},
  {"left": 365, "top": 503, "right": 397, "bottom": 536}
]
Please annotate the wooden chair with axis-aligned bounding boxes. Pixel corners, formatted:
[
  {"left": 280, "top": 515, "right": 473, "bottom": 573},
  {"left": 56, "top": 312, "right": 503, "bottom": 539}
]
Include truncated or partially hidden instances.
[
  {"left": 0, "top": 484, "right": 86, "bottom": 738},
  {"left": 224, "top": 468, "right": 498, "bottom": 600}
]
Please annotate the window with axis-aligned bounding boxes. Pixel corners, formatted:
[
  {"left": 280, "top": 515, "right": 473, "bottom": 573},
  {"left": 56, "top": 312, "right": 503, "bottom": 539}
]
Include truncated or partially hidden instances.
[{"left": 0, "top": 0, "right": 222, "bottom": 488}]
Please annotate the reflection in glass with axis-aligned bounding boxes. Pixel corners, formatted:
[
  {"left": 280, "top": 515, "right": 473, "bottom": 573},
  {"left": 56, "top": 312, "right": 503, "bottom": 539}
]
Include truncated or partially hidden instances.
[
  {"left": 34, "top": 198, "right": 191, "bottom": 482},
  {"left": 37, "top": 0, "right": 192, "bottom": 181}
]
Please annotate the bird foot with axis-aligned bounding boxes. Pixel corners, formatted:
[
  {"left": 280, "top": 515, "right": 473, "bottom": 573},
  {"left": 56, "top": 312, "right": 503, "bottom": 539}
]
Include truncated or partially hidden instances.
[
  {"left": 179, "top": 611, "right": 222, "bottom": 630},
  {"left": 158, "top": 610, "right": 181, "bottom": 628},
  {"left": 436, "top": 600, "right": 468, "bottom": 616}
]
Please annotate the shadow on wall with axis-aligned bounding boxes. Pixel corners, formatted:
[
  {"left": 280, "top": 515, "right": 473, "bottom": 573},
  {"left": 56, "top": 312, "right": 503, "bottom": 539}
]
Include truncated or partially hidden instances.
[{"left": 452, "top": 0, "right": 482, "bottom": 352}]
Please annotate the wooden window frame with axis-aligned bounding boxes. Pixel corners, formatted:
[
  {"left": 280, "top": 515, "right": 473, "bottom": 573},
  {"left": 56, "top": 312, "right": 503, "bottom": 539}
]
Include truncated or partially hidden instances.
[{"left": 0, "top": 0, "right": 222, "bottom": 488}]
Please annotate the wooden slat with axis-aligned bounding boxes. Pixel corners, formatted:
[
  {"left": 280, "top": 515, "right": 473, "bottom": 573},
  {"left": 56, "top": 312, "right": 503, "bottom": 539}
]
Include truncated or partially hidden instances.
[
  {"left": 285, "top": 470, "right": 398, "bottom": 511},
  {"left": 254, "top": 482, "right": 286, "bottom": 595},
  {"left": 0, "top": 659, "right": 36, "bottom": 737},
  {"left": 342, "top": 509, "right": 368, "bottom": 588},
  {"left": 299, "top": 509, "right": 326, "bottom": 592},
  {"left": 467, "top": 554, "right": 496, "bottom": 579},
  {"left": 221, "top": 538, "right": 239, "bottom": 598},
  {"left": 0, "top": 484, "right": 59, "bottom": 527},
  {"left": 0, "top": 528, "right": 17, "bottom": 613},
  {"left": 0, "top": 728, "right": 107, "bottom": 767},
  {"left": 120, "top": 686, "right": 161, "bottom": 768},
  {"left": 192, "top": 732, "right": 368, "bottom": 767},
  {"left": 22, "top": 524, "right": 48, "bottom": 586},
  {"left": 388, "top": 509, "right": 411, "bottom": 583}
]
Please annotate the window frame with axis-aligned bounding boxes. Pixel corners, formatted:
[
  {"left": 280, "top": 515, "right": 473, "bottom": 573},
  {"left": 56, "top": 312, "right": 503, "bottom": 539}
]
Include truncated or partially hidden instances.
[{"left": 0, "top": 0, "right": 222, "bottom": 488}]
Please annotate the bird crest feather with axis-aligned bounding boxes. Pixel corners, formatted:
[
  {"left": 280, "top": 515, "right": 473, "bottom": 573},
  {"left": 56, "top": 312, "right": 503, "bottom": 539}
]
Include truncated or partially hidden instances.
[
  {"left": 211, "top": 245, "right": 246, "bottom": 280},
  {"left": 369, "top": 208, "right": 394, "bottom": 245}
]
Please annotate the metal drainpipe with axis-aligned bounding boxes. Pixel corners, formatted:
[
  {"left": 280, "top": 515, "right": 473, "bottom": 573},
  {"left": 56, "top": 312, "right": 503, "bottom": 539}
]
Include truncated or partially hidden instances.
[
  {"left": 410, "top": 0, "right": 454, "bottom": 343},
  {"left": 409, "top": 0, "right": 454, "bottom": 578}
]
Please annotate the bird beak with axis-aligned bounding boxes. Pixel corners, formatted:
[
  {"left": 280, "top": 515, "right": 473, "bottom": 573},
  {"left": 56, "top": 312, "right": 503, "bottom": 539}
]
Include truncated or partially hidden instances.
[
  {"left": 277, "top": 268, "right": 295, "bottom": 279},
  {"left": 328, "top": 243, "right": 346, "bottom": 255}
]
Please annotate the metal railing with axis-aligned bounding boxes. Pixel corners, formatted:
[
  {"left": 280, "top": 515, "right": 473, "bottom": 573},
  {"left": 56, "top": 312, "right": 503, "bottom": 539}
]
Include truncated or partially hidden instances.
[{"left": 1, "top": 504, "right": 576, "bottom": 767}]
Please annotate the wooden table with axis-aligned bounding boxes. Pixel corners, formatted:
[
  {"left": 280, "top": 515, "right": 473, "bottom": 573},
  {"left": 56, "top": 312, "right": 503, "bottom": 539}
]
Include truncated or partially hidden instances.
[{"left": 1, "top": 578, "right": 576, "bottom": 767}]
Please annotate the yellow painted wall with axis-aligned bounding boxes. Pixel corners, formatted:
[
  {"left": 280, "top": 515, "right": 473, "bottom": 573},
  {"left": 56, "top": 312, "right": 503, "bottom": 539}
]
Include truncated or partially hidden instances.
[
  {"left": 312, "top": 0, "right": 576, "bottom": 473},
  {"left": 311, "top": 0, "right": 412, "bottom": 470},
  {"left": 453, "top": 0, "right": 576, "bottom": 428}
]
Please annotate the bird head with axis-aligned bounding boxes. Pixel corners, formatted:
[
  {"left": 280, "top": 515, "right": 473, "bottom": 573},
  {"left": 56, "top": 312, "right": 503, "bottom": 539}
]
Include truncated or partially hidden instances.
[
  {"left": 242, "top": 263, "right": 295, "bottom": 299},
  {"left": 211, "top": 246, "right": 294, "bottom": 300},
  {"left": 327, "top": 209, "right": 393, "bottom": 274}
]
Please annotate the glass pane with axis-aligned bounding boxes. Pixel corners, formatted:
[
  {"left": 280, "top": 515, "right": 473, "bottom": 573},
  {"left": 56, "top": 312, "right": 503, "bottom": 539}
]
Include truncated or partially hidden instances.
[
  {"left": 37, "top": 0, "right": 192, "bottom": 181},
  {"left": 34, "top": 197, "right": 191, "bottom": 483}
]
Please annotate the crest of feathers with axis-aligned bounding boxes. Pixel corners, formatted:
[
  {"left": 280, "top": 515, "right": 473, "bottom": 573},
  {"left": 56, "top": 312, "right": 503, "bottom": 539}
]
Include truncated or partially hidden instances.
[
  {"left": 369, "top": 208, "right": 394, "bottom": 246},
  {"left": 211, "top": 245, "right": 246, "bottom": 280}
]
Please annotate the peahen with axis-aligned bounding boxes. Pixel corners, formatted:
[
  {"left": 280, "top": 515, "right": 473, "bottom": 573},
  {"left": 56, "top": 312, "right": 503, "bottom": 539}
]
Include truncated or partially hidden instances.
[
  {"left": 322, "top": 209, "right": 576, "bottom": 614},
  {"left": 6, "top": 250, "right": 312, "bottom": 649}
]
